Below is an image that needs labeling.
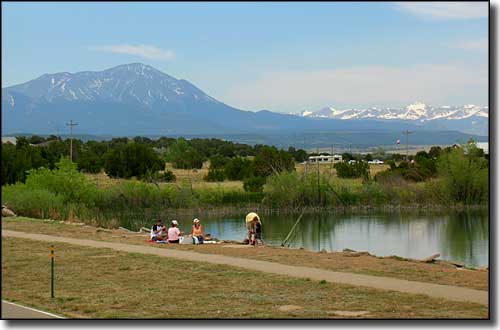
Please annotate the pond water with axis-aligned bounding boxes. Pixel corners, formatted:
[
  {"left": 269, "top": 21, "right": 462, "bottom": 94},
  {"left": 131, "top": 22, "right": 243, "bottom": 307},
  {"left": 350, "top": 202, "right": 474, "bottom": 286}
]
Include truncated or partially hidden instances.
[{"left": 168, "top": 211, "right": 488, "bottom": 267}]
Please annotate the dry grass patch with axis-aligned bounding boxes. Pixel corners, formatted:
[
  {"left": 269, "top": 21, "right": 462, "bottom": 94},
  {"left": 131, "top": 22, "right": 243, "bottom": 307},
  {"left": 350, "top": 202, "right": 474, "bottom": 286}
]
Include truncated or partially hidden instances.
[
  {"left": 2, "top": 237, "right": 488, "bottom": 319},
  {"left": 164, "top": 162, "right": 209, "bottom": 183},
  {"left": 295, "top": 163, "right": 389, "bottom": 177}
]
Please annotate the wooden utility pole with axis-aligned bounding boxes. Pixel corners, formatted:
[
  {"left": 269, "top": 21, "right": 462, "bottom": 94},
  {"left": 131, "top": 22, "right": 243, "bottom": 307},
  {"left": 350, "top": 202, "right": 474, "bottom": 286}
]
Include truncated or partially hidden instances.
[
  {"left": 330, "top": 144, "right": 334, "bottom": 177},
  {"left": 49, "top": 246, "right": 55, "bottom": 298},
  {"left": 403, "top": 130, "right": 413, "bottom": 161},
  {"left": 316, "top": 148, "right": 320, "bottom": 204},
  {"left": 303, "top": 137, "right": 307, "bottom": 180},
  {"left": 66, "top": 120, "right": 78, "bottom": 162}
]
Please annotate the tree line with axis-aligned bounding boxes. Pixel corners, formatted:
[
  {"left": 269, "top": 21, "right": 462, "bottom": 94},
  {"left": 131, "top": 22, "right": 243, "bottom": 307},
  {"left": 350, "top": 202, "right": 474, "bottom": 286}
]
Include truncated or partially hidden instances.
[{"left": 1, "top": 135, "right": 305, "bottom": 188}]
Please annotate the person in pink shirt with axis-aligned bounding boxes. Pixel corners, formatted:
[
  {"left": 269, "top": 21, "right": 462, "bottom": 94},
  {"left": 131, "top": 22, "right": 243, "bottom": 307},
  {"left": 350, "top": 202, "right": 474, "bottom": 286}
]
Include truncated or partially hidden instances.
[{"left": 167, "top": 220, "right": 181, "bottom": 243}]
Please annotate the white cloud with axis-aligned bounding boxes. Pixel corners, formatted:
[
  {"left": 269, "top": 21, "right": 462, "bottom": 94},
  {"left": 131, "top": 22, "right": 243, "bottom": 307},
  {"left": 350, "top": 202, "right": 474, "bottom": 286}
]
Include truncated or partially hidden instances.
[
  {"left": 454, "top": 37, "right": 488, "bottom": 51},
  {"left": 395, "top": 2, "right": 488, "bottom": 20},
  {"left": 223, "top": 64, "right": 487, "bottom": 111},
  {"left": 90, "top": 44, "right": 175, "bottom": 60}
]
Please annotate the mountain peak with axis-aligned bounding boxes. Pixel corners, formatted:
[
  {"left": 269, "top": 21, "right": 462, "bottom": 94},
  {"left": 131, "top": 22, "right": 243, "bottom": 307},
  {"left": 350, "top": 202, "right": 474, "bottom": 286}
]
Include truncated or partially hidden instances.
[
  {"left": 3, "top": 63, "right": 214, "bottom": 106},
  {"left": 108, "top": 62, "right": 157, "bottom": 71},
  {"left": 104, "top": 63, "right": 174, "bottom": 79},
  {"left": 406, "top": 101, "right": 427, "bottom": 111}
]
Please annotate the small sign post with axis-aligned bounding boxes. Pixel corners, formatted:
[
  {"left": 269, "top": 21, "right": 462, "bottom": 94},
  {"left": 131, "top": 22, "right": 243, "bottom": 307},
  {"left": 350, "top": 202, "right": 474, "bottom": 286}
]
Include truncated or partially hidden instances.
[{"left": 49, "top": 245, "right": 55, "bottom": 298}]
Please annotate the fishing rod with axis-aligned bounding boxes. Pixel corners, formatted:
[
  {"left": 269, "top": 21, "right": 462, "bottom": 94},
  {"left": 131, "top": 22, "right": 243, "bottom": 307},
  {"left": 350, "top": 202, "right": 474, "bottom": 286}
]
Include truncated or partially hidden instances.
[{"left": 281, "top": 209, "right": 305, "bottom": 247}]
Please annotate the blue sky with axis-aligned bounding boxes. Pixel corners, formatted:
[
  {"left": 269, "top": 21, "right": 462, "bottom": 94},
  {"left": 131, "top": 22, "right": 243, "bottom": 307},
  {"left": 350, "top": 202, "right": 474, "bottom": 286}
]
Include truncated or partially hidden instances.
[{"left": 2, "top": 2, "right": 488, "bottom": 112}]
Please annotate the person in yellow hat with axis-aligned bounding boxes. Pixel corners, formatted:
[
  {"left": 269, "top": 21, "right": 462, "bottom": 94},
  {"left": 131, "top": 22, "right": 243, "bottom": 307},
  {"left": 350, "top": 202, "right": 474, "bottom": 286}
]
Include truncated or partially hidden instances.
[{"left": 245, "top": 212, "right": 262, "bottom": 245}]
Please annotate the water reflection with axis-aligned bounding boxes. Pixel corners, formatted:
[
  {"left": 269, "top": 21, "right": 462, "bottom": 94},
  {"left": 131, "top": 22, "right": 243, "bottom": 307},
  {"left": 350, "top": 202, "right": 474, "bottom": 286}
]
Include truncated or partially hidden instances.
[{"left": 194, "top": 211, "right": 488, "bottom": 267}]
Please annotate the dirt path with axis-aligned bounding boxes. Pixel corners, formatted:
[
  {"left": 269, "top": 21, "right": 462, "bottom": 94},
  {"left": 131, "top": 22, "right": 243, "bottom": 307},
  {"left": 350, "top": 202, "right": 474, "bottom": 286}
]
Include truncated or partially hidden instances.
[{"left": 2, "top": 229, "right": 488, "bottom": 306}]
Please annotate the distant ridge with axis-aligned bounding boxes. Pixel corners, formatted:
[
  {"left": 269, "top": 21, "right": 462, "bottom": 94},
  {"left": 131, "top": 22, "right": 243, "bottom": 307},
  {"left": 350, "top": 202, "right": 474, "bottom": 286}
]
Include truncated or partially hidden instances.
[{"left": 2, "top": 63, "right": 487, "bottom": 147}]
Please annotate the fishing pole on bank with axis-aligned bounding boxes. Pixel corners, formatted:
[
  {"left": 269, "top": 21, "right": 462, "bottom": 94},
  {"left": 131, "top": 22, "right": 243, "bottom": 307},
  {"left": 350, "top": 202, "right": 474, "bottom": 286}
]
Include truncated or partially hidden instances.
[{"left": 281, "top": 210, "right": 305, "bottom": 247}]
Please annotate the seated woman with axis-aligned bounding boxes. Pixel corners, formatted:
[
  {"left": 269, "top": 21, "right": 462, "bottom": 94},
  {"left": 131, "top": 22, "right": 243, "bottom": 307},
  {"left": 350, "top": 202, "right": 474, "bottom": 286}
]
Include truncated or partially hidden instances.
[
  {"left": 167, "top": 220, "right": 181, "bottom": 243},
  {"left": 150, "top": 218, "right": 168, "bottom": 241},
  {"left": 190, "top": 218, "right": 205, "bottom": 244}
]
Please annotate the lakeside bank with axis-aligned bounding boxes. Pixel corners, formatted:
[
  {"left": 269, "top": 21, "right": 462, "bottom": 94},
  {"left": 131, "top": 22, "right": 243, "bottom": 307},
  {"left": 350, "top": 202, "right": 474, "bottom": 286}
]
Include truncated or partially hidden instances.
[{"left": 2, "top": 216, "right": 488, "bottom": 291}]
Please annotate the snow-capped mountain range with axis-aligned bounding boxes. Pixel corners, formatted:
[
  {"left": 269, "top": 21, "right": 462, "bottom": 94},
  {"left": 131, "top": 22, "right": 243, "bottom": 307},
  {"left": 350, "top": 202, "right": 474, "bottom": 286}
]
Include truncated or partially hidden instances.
[
  {"left": 299, "top": 102, "right": 488, "bottom": 122},
  {"left": 1, "top": 63, "right": 488, "bottom": 144}
]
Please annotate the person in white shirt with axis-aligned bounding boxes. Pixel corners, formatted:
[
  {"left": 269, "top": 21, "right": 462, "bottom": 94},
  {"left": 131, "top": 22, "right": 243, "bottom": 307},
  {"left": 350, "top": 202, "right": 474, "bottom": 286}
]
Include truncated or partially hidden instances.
[
  {"left": 167, "top": 220, "right": 181, "bottom": 243},
  {"left": 150, "top": 218, "right": 167, "bottom": 241}
]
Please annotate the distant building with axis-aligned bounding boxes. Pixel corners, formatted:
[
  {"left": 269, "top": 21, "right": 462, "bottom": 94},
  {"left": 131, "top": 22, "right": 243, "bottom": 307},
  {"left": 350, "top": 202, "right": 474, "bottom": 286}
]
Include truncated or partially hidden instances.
[
  {"left": 476, "top": 142, "right": 489, "bottom": 154},
  {"left": 308, "top": 154, "right": 343, "bottom": 164},
  {"left": 1, "top": 137, "right": 17, "bottom": 145}
]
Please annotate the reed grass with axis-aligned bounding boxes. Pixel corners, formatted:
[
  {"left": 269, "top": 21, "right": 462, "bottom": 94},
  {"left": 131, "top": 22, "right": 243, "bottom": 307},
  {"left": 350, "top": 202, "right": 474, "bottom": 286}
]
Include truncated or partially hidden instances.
[{"left": 2, "top": 160, "right": 487, "bottom": 230}]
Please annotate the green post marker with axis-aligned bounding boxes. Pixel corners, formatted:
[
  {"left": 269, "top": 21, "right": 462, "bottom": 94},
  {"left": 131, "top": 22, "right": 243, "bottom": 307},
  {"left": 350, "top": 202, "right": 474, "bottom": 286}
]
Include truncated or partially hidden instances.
[{"left": 50, "top": 245, "right": 55, "bottom": 298}]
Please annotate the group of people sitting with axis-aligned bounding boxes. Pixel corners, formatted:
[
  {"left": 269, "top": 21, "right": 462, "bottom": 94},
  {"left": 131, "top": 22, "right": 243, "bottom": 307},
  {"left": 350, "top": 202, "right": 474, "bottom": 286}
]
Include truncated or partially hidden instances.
[
  {"left": 150, "top": 218, "right": 205, "bottom": 244},
  {"left": 150, "top": 212, "right": 264, "bottom": 246}
]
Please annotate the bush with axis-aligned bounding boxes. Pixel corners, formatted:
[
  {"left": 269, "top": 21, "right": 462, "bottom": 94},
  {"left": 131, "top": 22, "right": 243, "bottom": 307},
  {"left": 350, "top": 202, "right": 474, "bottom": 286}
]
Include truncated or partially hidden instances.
[
  {"left": 224, "top": 157, "right": 254, "bottom": 180},
  {"left": 243, "top": 176, "right": 266, "bottom": 193},
  {"left": 437, "top": 142, "right": 488, "bottom": 204},
  {"left": 140, "top": 169, "right": 176, "bottom": 184},
  {"left": 25, "top": 157, "right": 98, "bottom": 205},
  {"left": 1, "top": 140, "right": 49, "bottom": 185},
  {"left": 204, "top": 168, "right": 225, "bottom": 182},
  {"left": 262, "top": 172, "right": 302, "bottom": 207},
  {"left": 160, "top": 170, "right": 176, "bottom": 182},
  {"left": 77, "top": 149, "right": 103, "bottom": 173},
  {"left": 253, "top": 146, "right": 295, "bottom": 177},
  {"left": 165, "top": 138, "right": 205, "bottom": 169},
  {"left": 334, "top": 161, "right": 369, "bottom": 179},
  {"left": 262, "top": 172, "right": 357, "bottom": 208},
  {"left": 375, "top": 160, "right": 432, "bottom": 183},
  {"left": 104, "top": 142, "right": 164, "bottom": 179},
  {"left": 209, "top": 154, "right": 229, "bottom": 169},
  {"left": 1, "top": 184, "right": 65, "bottom": 219}
]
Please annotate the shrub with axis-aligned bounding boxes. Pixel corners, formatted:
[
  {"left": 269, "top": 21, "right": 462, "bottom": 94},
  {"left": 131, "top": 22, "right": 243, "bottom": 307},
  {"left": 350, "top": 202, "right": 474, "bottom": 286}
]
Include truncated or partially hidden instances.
[
  {"left": 209, "top": 154, "right": 229, "bottom": 169},
  {"left": 165, "top": 138, "right": 205, "bottom": 169},
  {"left": 204, "top": 168, "right": 225, "bottom": 182},
  {"left": 224, "top": 157, "right": 254, "bottom": 180},
  {"left": 140, "top": 170, "right": 176, "bottom": 183},
  {"left": 25, "top": 157, "right": 98, "bottom": 205},
  {"left": 160, "top": 170, "right": 176, "bottom": 182},
  {"left": 375, "top": 160, "right": 432, "bottom": 183},
  {"left": 243, "top": 176, "right": 266, "bottom": 193},
  {"left": 104, "top": 142, "right": 164, "bottom": 179},
  {"left": 334, "top": 161, "right": 369, "bottom": 179},
  {"left": 263, "top": 172, "right": 302, "bottom": 207},
  {"left": 437, "top": 143, "right": 488, "bottom": 204},
  {"left": 253, "top": 146, "right": 295, "bottom": 177},
  {"left": 1, "top": 184, "right": 65, "bottom": 219}
]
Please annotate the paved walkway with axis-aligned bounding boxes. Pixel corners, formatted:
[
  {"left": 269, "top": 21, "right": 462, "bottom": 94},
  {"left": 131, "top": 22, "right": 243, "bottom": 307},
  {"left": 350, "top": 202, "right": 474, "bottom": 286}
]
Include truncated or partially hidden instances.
[
  {"left": 2, "top": 230, "right": 488, "bottom": 306},
  {"left": 2, "top": 300, "right": 64, "bottom": 319}
]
